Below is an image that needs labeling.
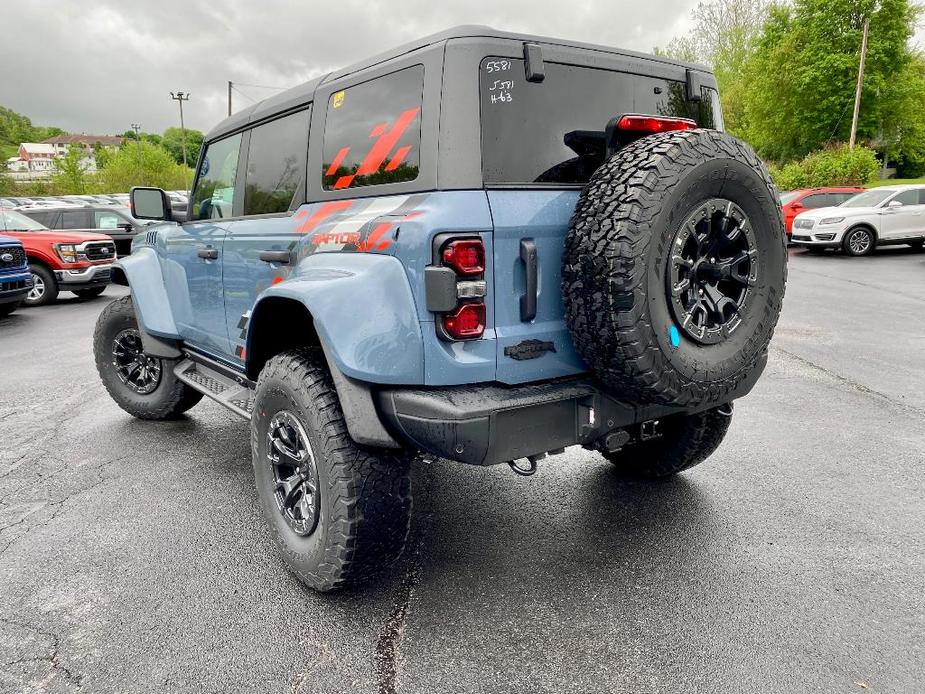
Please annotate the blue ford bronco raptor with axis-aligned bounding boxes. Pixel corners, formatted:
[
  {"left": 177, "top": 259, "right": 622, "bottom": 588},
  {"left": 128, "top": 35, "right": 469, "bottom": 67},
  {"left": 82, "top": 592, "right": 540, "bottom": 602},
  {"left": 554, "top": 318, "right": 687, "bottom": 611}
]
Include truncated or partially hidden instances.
[{"left": 94, "top": 27, "right": 787, "bottom": 591}]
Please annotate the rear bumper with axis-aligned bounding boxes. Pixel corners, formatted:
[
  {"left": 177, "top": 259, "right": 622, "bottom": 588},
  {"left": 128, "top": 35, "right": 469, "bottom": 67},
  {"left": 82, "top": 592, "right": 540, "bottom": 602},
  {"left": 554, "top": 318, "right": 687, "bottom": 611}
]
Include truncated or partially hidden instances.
[
  {"left": 55, "top": 263, "right": 112, "bottom": 290},
  {"left": 377, "top": 353, "right": 767, "bottom": 466}
]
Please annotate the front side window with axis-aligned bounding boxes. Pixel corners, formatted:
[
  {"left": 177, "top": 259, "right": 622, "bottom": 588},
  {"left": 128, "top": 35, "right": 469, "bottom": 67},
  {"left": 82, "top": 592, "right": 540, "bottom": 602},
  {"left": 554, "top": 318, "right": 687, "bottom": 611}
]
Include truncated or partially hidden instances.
[
  {"left": 322, "top": 66, "right": 423, "bottom": 190},
  {"left": 892, "top": 189, "right": 921, "bottom": 206},
  {"left": 802, "top": 194, "right": 829, "bottom": 208},
  {"left": 95, "top": 210, "right": 124, "bottom": 229},
  {"left": 191, "top": 133, "right": 243, "bottom": 220},
  {"left": 243, "top": 108, "right": 310, "bottom": 215}
]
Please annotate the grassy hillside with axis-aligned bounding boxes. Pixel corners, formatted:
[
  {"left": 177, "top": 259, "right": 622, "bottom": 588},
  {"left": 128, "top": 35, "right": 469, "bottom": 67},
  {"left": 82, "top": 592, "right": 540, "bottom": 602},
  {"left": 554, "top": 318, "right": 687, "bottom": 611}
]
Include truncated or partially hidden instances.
[{"left": 0, "top": 106, "right": 64, "bottom": 161}]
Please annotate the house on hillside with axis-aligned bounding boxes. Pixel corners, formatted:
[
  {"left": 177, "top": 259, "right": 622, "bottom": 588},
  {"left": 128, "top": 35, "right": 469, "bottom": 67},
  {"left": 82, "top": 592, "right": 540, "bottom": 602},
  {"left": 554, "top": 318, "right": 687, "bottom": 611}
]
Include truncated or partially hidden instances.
[
  {"left": 44, "top": 134, "right": 123, "bottom": 155},
  {"left": 18, "top": 143, "right": 57, "bottom": 172}
]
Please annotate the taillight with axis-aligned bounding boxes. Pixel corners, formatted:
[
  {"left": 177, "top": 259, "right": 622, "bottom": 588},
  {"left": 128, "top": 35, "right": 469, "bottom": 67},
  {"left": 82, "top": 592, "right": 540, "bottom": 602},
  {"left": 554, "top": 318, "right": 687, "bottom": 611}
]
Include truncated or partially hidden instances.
[
  {"left": 441, "top": 239, "right": 485, "bottom": 276},
  {"left": 616, "top": 115, "right": 697, "bottom": 134},
  {"left": 442, "top": 303, "right": 486, "bottom": 340}
]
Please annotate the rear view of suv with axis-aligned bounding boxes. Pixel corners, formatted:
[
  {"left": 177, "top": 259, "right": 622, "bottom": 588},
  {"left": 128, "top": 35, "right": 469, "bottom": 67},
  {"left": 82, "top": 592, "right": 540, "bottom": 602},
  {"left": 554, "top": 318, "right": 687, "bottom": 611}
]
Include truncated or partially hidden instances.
[{"left": 94, "top": 27, "right": 786, "bottom": 591}]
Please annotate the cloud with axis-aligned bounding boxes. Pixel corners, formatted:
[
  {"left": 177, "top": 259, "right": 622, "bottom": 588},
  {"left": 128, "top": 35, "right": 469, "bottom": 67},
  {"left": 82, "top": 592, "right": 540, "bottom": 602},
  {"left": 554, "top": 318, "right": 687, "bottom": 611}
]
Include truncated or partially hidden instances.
[{"left": 0, "top": 0, "right": 696, "bottom": 135}]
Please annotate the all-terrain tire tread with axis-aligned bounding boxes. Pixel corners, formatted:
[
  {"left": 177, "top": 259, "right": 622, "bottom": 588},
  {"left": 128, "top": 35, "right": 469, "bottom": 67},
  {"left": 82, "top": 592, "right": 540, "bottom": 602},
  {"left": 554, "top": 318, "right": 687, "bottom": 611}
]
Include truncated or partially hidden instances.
[
  {"left": 252, "top": 349, "right": 412, "bottom": 591},
  {"left": 562, "top": 129, "right": 787, "bottom": 406}
]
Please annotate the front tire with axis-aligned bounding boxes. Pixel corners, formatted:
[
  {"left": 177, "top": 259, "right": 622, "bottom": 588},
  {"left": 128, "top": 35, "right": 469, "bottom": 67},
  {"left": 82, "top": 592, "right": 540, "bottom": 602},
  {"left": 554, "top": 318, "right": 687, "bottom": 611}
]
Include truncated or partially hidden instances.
[
  {"left": 25, "top": 264, "right": 58, "bottom": 306},
  {"left": 603, "top": 405, "right": 733, "bottom": 479},
  {"left": 842, "top": 227, "right": 875, "bottom": 256},
  {"left": 251, "top": 349, "right": 412, "bottom": 591},
  {"left": 93, "top": 296, "right": 203, "bottom": 419}
]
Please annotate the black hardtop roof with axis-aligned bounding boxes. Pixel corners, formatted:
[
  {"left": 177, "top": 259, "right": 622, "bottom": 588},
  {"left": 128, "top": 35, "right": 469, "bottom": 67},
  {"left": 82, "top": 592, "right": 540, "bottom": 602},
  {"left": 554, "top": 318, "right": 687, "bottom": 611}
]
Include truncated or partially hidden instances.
[{"left": 205, "top": 25, "right": 711, "bottom": 142}]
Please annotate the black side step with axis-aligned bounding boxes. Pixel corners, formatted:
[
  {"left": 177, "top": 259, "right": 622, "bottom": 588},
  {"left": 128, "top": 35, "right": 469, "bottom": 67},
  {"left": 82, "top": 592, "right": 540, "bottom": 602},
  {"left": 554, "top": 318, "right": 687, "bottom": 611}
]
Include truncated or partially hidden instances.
[{"left": 174, "top": 358, "right": 256, "bottom": 420}]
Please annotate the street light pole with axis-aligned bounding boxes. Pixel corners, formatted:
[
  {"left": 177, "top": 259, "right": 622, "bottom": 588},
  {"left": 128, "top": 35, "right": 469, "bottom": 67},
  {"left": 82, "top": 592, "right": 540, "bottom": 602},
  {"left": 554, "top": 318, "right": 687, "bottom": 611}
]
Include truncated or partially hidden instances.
[
  {"left": 849, "top": 17, "right": 870, "bottom": 149},
  {"left": 170, "top": 91, "right": 191, "bottom": 188},
  {"left": 131, "top": 123, "right": 143, "bottom": 186}
]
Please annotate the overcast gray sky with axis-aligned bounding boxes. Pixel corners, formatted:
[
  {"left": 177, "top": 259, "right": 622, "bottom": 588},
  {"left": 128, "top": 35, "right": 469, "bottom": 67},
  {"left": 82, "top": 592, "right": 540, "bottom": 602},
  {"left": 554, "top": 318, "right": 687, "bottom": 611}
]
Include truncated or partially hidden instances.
[{"left": 2, "top": 1, "right": 923, "bottom": 137}]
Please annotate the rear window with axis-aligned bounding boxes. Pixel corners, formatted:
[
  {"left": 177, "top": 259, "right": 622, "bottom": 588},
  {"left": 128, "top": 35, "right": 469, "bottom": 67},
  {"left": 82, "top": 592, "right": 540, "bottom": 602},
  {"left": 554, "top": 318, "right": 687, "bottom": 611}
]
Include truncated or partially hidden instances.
[
  {"left": 480, "top": 59, "right": 719, "bottom": 185},
  {"left": 322, "top": 66, "right": 423, "bottom": 190}
]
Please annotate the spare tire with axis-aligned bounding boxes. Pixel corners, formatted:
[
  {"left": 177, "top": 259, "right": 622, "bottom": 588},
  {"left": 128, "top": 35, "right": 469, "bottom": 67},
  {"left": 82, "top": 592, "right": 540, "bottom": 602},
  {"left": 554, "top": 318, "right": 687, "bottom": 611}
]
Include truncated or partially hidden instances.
[{"left": 562, "top": 129, "right": 787, "bottom": 407}]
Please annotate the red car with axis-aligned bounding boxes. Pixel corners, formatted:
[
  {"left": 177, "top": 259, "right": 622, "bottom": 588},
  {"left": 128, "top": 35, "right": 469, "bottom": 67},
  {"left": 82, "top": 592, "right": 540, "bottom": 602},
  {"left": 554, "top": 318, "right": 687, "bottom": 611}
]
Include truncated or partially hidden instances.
[
  {"left": 0, "top": 209, "right": 115, "bottom": 306},
  {"left": 780, "top": 187, "right": 865, "bottom": 235}
]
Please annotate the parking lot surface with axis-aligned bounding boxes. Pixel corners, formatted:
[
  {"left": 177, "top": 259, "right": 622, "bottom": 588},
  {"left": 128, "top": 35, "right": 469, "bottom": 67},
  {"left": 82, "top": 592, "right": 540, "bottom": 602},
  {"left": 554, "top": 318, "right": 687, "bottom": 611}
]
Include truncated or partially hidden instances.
[{"left": 1, "top": 247, "right": 924, "bottom": 694}]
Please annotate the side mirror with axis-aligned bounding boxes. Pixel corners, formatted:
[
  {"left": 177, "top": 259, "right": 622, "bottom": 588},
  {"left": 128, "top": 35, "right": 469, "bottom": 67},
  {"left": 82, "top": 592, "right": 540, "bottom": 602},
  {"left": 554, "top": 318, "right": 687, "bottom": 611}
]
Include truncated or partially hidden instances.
[
  {"left": 791, "top": 201, "right": 804, "bottom": 210},
  {"left": 887, "top": 200, "right": 903, "bottom": 209},
  {"left": 130, "top": 187, "right": 173, "bottom": 222}
]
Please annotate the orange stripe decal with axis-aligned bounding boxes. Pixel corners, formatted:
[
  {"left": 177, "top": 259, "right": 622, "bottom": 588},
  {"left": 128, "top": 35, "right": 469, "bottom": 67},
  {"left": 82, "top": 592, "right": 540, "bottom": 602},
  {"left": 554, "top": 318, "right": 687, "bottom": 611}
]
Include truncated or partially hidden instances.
[
  {"left": 294, "top": 200, "right": 354, "bottom": 234},
  {"left": 325, "top": 147, "right": 350, "bottom": 176}
]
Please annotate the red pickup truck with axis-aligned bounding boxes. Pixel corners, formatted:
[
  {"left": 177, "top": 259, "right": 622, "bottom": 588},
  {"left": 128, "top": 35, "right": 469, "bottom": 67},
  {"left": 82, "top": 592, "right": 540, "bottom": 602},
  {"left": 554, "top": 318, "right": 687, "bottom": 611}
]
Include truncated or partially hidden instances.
[{"left": 0, "top": 209, "right": 116, "bottom": 306}]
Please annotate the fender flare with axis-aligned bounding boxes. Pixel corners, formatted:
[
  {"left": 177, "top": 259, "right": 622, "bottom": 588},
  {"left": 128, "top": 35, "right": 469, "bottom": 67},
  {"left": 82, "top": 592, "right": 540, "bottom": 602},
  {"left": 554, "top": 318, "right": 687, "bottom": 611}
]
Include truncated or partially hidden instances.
[{"left": 246, "top": 252, "right": 424, "bottom": 385}]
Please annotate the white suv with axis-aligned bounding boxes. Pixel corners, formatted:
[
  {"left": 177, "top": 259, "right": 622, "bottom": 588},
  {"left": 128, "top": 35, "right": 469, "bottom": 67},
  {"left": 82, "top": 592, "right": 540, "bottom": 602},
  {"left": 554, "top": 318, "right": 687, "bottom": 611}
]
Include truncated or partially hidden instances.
[{"left": 791, "top": 185, "right": 925, "bottom": 256}]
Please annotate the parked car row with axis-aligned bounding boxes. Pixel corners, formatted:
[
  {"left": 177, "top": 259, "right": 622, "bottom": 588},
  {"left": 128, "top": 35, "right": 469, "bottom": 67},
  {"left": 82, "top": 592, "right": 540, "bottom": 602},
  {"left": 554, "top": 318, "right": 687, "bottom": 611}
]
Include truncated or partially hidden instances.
[
  {"left": 781, "top": 185, "right": 925, "bottom": 256},
  {"left": 0, "top": 191, "right": 187, "bottom": 257},
  {"left": 0, "top": 208, "right": 116, "bottom": 311}
]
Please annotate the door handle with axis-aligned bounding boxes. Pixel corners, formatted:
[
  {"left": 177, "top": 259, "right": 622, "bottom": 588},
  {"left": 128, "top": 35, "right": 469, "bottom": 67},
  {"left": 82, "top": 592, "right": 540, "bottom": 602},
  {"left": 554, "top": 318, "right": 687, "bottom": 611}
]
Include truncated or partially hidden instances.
[
  {"left": 519, "top": 238, "right": 538, "bottom": 321},
  {"left": 197, "top": 247, "right": 218, "bottom": 260},
  {"left": 259, "top": 250, "right": 291, "bottom": 264}
]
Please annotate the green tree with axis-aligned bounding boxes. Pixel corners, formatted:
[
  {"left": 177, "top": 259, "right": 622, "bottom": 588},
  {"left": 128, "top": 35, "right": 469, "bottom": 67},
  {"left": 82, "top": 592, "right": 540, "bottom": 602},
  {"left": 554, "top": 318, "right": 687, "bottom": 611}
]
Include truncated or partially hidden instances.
[
  {"left": 161, "top": 127, "right": 203, "bottom": 167},
  {"left": 52, "top": 147, "right": 91, "bottom": 194},
  {"left": 742, "top": 0, "right": 922, "bottom": 161},
  {"left": 656, "top": 0, "right": 771, "bottom": 136},
  {"left": 99, "top": 140, "right": 191, "bottom": 192}
]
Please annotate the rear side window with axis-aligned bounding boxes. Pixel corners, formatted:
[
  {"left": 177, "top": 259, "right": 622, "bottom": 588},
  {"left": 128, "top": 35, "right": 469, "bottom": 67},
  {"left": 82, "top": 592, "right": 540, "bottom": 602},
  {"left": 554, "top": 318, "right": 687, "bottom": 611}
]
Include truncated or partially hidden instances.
[
  {"left": 60, "top": 210, "right": 89, "bottom": 229},
  {"left": 243, "top": 108, "right": 310, "bottom": 215},
  {"left": 480, "top": 59, "right": 718, "bottom": 185},
  {"left": 191, "top": 133, "right": 243, "bottom": 220},
  {"left": 322, "top": 66, "right": 423, "bottom": 190}
]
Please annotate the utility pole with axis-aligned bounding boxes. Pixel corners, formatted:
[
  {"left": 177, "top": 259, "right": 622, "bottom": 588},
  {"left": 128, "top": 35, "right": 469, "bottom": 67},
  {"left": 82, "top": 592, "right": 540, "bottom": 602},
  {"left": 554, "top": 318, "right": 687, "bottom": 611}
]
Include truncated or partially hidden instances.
[
  {"left": 228, "top": 81, "right": 232, "bottom": 116},
  {"left": 170, "top": 91, "right": 191, "bottom": 188},
  {"left": 131, "top": 123, "right": 143, "bottom": 185},
  {"left": 849, "top": 17, "right": 870, "bottom": 149}
]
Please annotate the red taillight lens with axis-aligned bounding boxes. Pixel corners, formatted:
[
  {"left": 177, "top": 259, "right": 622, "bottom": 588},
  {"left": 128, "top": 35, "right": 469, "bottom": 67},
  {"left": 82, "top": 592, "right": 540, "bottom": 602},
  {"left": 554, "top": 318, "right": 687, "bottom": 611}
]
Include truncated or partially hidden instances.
[
  {"left": 617, "top": 115, "right": 697, "bottom": 134},
  {"left": 441, "top": 239, "right": 485, "bottom": 276},
  {"left": 442, "top": 303, "right": 486, "bottom": 340}
]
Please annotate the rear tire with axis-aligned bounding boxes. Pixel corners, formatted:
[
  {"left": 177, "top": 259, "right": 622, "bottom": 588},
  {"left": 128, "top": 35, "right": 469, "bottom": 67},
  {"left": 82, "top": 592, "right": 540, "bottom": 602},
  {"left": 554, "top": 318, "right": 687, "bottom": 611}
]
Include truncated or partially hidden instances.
[
  {"left": 603, "top": 405, "right": 733, "bottom": 479},
  {"left": 842, "top": 227, "right": 875, "bottom": 256},
  {"left": 74, "top": 287, "right": 106, "bottom": 299},
  {"left": 93, "top": 296, "right": 203, "bottom": 419},
  {"left": 25, "top": 264, "right": 58, "bottom": 306},
  {"left": 251, "top": 348, "right": 412, "bottom": 591}
]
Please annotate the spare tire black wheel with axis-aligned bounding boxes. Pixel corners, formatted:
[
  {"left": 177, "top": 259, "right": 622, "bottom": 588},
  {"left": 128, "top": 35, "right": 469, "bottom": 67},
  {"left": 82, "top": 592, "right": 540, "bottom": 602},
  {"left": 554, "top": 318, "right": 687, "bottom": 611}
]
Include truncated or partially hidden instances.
[{"left": 563, "top": 129, "right": 787, "bottom": 407}]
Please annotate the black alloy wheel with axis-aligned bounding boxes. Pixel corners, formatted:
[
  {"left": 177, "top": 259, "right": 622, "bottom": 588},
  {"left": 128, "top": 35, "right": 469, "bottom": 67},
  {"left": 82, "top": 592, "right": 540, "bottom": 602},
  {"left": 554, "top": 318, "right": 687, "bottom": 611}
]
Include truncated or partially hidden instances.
[
  {"left": 266, "top": 410, "right": 320, "bottom": 537},
  {"left": 668, "top": 198, "right": 758, "bottom": 345},
  {"left": 111, "top": 328, "right": 162, "bottom": 394}
]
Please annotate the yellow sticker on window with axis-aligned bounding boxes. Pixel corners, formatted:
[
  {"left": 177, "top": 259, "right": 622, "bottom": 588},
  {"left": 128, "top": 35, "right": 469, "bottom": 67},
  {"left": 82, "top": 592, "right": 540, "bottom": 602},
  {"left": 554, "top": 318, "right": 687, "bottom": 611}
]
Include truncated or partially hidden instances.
[{"left": 332, "top": 90, "right": 345, "bottom": 109}]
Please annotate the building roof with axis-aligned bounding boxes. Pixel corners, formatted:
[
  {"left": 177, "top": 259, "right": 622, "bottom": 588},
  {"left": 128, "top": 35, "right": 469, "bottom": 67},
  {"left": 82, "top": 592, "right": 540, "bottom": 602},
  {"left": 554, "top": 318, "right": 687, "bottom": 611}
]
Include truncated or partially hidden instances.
[
  {"left": 43, "top": 134, "right": 123, "bottom": 146},
  {"left": 20, "top": 143, "right": 57, "bottom": 155}
]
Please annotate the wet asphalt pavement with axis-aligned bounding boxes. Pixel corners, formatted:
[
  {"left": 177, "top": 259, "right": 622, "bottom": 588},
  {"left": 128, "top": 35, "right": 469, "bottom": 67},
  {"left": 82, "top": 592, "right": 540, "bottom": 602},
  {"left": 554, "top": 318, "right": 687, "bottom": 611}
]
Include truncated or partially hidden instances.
[{"left": 1, "top": 246, "right": 923, "bottom": 694}]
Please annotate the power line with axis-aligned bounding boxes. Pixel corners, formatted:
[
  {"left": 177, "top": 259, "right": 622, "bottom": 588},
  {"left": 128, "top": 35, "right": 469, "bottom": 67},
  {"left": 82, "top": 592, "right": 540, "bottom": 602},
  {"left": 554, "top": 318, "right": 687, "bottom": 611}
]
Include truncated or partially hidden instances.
[{"left": 231, "top": 81, "right": 290, "bottom": 91}]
